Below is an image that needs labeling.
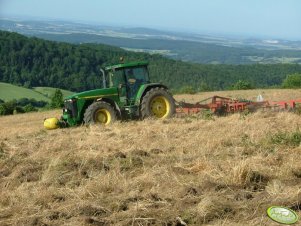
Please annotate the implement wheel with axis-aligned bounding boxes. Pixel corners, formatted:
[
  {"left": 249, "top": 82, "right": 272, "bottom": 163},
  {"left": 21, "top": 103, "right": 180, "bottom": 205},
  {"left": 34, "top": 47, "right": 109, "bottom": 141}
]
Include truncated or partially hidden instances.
[
  {"left": 84, "top": 101, "right": 116, "bottom": 125},
  {"left": 141, "top": 87, "right": 175, "bottom": 119}
]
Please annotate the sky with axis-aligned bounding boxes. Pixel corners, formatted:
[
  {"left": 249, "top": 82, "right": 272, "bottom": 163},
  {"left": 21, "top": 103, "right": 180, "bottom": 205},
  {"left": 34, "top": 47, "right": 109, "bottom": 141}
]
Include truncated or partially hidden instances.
[{"left": 0, "top": 0, "right": 301, "bottom": 40}]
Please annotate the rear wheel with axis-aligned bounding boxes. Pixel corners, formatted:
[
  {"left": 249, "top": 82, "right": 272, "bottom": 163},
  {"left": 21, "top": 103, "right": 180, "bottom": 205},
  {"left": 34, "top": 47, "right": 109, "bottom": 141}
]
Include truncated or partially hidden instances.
[
  {"left": 84, "top": 101, "right": 116, "bottom": 125},
  {"left": 141, "top": 87, "right": 175, "bottom": 119}
]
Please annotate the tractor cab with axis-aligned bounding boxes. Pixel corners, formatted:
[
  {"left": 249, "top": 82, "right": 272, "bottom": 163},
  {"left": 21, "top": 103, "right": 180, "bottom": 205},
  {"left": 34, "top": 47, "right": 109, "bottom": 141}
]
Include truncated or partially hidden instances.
[{"left": 104, "top": 61, "right": 150, "bottom": 104}]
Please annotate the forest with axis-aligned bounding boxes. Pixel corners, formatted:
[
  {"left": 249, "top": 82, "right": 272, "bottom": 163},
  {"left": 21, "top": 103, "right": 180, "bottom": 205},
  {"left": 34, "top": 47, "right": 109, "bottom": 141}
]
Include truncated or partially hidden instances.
[{"left": 1, "top": 30, "right": 301, "bottom": 93}]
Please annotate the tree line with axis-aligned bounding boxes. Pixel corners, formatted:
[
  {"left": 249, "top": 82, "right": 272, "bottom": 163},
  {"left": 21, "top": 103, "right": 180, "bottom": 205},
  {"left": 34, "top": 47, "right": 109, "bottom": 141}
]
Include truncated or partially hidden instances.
[{"left": 1, "top": 30, "right": 301, "bottom": 93}]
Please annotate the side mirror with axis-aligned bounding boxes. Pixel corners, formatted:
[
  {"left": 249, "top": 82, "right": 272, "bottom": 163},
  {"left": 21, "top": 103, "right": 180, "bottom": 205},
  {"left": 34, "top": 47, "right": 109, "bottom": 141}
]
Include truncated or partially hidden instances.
[{"left": 118, "top": 84, "right": 125, "bottom": 89}]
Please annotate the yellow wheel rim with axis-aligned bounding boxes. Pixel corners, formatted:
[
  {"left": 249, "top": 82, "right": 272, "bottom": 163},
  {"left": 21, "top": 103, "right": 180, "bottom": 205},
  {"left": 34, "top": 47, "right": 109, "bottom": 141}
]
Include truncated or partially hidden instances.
[
  {"left": 150, "top": 96, "right": 170, "bottom": 118},
  {"left": 95, "top": 109, "right": 111, "bottom": 125}
]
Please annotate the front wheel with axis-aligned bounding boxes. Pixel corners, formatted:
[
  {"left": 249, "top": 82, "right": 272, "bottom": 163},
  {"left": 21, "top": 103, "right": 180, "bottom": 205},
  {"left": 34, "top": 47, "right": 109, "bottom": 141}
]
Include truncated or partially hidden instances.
[
  {"left": 84, "top": 101, "right": 117, "bottom": 125},
  {"left": 140, "top": 87, "right": 175, "bottom": 119}
]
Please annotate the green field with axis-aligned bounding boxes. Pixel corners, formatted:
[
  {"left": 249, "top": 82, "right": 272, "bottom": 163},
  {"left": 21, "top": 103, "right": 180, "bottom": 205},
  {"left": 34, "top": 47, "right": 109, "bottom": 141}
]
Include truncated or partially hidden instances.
[
  {"left": 0, "top": 83, "right": 50, "bottom": 101},
  {"left": 0, "top": 83, "right": 74, "bottom": 102},
  {"left": 33, "top": 87, "right": 74, "bottom": 98}
]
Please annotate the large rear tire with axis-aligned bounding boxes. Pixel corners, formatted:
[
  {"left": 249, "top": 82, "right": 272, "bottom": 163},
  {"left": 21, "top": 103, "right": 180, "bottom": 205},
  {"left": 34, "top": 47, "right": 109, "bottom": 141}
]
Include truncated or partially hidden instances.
[
  {"left": 84, "top": 101, "right": 117, "bottom": 125},
  {"left": 141, "top": 87, "right": 175, "bottom": 119}
]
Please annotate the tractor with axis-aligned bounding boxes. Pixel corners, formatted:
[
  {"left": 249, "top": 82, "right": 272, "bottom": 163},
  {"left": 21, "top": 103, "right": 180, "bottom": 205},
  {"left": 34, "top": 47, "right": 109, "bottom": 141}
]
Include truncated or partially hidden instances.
[{"left": 44, "top": 61, "right": 175, "bottom": 129}]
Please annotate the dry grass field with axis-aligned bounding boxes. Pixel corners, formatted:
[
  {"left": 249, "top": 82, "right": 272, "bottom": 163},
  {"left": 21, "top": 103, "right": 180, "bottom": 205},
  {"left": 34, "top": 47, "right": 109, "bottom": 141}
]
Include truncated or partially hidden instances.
[
  {"left": 176, "top": 88, "right": 301, "bottom": 103},
  {"left": 0, "top": 90, "right": 301, "bottom": 226}
]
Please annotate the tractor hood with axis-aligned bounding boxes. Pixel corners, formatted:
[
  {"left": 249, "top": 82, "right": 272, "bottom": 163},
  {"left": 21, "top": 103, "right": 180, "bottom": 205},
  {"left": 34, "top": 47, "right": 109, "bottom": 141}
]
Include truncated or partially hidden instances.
[{"left": 65, "top": 87, "right": 118, "bottom": 100}]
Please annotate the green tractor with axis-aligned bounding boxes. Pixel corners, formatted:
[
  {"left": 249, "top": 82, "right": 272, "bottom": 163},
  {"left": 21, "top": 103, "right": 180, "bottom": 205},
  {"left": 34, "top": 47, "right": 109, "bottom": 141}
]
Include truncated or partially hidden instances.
[{"left": 44, "top": 61, "right": 175, "bottom": 129}]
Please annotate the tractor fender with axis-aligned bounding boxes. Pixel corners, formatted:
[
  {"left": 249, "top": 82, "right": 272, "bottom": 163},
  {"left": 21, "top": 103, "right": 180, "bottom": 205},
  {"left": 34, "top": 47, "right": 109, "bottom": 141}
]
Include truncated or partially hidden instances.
[{"left": 135, "top": 83, "right": 168, "bottom": 105}]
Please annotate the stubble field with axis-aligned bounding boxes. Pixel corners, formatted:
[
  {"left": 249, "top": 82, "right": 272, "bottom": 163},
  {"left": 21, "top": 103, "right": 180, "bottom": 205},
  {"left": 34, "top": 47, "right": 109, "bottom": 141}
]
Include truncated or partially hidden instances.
[{"left": 0, "top": 89, "right": 301, "bottom": 225}]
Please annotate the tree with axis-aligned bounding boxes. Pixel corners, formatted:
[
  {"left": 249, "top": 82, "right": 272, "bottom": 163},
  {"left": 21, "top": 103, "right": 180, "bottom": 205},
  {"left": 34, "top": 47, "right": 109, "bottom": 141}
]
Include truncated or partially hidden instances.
[
  {"left": 230, "top": 80, "right": 253, "bottom": 90},
  {"left": 0, "top": 100, "right": 16, "bottom": 115},
  {"left": 23, "top": 104, "right": 37, "bottom": 112},
  {"left": 282, "top": 73, "right": 301, "bottom": 88},
  {"left": 23, "top": 81, "right": 31, "bottom": 88},
  {"left": 179, "top": 86, "right": 197, "bottom": 94},
  {"left": 50, "top": 89, "right": 64, "bottom": 108},
  {"left": 17, "top": 98, "right": 30, "bottom": 106},
  {"left": 199, "top": 81, "right": 211, "bottom": 92},
  {"left": 15, "top": 106, "right": 25, "bottom": 114},
  {"left": 0, "top": 104, "right": 7, "bottom": 115}
]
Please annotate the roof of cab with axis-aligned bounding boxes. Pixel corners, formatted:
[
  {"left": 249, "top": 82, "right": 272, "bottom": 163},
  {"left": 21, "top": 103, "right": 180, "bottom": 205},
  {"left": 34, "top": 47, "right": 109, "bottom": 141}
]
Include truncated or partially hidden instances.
[{"left": 105, "top": 61, "right": 148, "bottom": 71}]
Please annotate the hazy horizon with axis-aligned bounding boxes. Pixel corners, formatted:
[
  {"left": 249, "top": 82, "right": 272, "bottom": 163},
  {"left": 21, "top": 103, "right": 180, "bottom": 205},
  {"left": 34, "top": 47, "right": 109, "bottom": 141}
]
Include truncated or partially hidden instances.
[{"left": 1, "top": 0, "right": 301, "bottom": 40}]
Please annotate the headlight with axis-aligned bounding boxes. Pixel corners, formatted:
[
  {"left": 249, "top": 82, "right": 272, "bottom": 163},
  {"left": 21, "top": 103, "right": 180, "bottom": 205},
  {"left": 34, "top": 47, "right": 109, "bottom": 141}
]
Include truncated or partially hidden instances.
[{"left": 63, "top": 99, "right": 78, "bottom": 118}]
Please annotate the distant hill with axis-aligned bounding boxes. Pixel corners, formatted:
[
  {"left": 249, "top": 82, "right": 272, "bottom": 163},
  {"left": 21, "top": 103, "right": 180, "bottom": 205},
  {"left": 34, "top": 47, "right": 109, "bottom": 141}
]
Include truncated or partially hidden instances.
[
  {"left": 1, "top": 30, "right": 301, "bottom": 92},
  {"left": 1, "top": 18, "right": 301, "bottom": 64},
  {"left": 0, "top": 82, "right": 73, "bottom": 102},
  {"left": 35, "top": 33, "right": 301, "bottom": 64}
]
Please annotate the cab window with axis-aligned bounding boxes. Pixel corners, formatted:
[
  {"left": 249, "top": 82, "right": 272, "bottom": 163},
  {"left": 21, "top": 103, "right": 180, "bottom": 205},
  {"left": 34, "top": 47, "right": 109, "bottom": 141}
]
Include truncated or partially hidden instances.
[
  {"left": 106, "top": 69, "right": 125, "bottom": 88},
  {"left": 125, "top": 67, "right": 149, "bottom": 83}
]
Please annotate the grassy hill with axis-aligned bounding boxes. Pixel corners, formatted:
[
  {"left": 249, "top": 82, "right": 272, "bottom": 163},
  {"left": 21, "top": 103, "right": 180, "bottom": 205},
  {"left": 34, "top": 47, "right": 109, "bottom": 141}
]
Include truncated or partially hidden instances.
[
  {"left": 0, "top": 89, "right": 300, "bottom": 225},
  {"left": 33, "top": 87, "right": 74, "bottom": 98},
  {"left": 0, "top": 82, "right": 50, "bottom": 102},
  {"left": 0, "top": 82, "right": 74, "bottom": 102}
]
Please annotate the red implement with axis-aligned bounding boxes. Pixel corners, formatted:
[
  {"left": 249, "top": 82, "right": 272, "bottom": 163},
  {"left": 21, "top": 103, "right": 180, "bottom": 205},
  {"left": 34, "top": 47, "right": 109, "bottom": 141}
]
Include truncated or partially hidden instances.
[{"left": 176, "top": 96, "right": 301, "bottom": 115}]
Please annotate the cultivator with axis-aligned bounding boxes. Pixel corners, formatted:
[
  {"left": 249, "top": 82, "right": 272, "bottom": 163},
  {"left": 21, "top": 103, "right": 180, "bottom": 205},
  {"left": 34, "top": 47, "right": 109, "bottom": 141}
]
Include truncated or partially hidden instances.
[{"left": 176, "top": 95, "right": 301, "bottom": 115}]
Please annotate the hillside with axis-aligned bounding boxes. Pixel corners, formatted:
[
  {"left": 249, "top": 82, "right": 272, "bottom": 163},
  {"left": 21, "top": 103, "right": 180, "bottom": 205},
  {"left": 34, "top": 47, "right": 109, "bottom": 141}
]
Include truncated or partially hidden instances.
[
  {"left": 1, "top": 30, "right": 301, "bottom": 92},
  {"left": 0, "top": 90, "right": 300, "bottom": 225},
  {"left": 0, "top": 82, "right": 74, "bottom": 101},
  {"left": 33, "top": 87, "right": 74, "bottom": 98},
  {"left": 0, "top": 82, "right": 49, "bottom": 101}
]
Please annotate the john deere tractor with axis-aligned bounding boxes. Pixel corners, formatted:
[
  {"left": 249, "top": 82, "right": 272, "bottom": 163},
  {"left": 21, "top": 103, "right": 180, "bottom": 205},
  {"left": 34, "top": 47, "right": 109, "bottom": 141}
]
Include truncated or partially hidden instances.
[{"left": 44, "top": 61, "right": 175, "bottom": 129}]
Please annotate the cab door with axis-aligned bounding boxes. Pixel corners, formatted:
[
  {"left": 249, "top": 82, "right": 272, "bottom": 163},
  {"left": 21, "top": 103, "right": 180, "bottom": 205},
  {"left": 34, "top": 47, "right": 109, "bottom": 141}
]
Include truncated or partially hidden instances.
[
  {"left": 125, "top": 68, "right": 137, "bottom": 103},
  {"left": 111, "top": 69, "right": 128, "bottom": 105},
  {"left": 124, "top": 67, "right": 147, "bottom": 104}
]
